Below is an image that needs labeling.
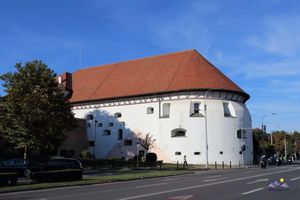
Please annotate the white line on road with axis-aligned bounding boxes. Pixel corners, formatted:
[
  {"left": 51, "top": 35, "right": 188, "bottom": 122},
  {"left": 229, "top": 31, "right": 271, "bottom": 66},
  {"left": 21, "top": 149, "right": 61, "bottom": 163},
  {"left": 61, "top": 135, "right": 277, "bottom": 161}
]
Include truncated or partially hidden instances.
[
  {"left": 246, "top": 179, "right": 269, "bottom": 184},
  {"left": 204, "top": 175, "right": 223, "bottom": 179},
  {"left": 135, "top": 183, "right": 167, "bottom": 188},
  {"left": 118, "top": 167, "right": 300, "bottom": 200},
  {"left": 291, "top": 177, "right": 300, "bottom": 181},
  {"left": 242, "top": 188, "right": 264, "bottom": 195},
  {"left": 201, "top": 177, "right": 228, "bottom": 182},
  {"left": 163, "top": 178, "right": 179, "bottom": 181}
]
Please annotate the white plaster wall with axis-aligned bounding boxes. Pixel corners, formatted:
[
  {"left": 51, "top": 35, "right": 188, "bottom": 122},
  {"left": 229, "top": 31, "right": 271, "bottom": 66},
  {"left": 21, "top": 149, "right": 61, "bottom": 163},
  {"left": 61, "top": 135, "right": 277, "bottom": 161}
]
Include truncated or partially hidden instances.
[{"left": 73, "top": 94, "right": 252, "bottom": 165}]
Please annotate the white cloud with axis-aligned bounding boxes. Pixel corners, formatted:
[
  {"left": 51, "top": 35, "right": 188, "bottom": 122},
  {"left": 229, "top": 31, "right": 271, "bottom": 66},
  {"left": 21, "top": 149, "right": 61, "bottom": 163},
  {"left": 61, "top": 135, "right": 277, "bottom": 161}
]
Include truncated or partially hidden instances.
[
  {"left": 147, "top": 1, "right": 222, "bottom": 52},
  {"left": 248, "top": 15, "right": 300, "bottom": 56}
]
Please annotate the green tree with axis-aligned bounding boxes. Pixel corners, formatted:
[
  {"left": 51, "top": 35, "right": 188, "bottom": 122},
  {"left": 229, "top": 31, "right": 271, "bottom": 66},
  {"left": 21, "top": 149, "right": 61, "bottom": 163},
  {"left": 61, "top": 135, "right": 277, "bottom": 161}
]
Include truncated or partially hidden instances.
[{"left": 0, "top": 60, "right": 77, "bottom": 159}]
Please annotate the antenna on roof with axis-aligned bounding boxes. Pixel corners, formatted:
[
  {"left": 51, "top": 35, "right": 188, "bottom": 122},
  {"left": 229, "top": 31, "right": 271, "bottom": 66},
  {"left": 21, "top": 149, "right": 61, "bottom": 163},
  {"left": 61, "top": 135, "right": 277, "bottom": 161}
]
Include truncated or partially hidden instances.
[{"left": 79, "top": 49, "right": 82, "bottom": 69}]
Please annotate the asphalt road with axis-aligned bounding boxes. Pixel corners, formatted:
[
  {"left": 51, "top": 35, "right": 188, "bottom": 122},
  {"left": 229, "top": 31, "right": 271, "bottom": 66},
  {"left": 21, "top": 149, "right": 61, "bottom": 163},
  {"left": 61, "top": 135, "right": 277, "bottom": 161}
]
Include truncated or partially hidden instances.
[{"left": 1, "top": 165, "right": 300, "bottom": 200}]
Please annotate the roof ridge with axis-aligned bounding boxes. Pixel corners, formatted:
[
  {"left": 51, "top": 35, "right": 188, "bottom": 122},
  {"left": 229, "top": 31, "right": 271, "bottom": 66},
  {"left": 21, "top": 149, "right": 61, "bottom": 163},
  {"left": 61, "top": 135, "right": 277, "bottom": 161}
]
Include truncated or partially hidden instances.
[
  {"left": 75, "top": 49, "right": 196, "bottom": 72},
  {"left": 166, "top": 50, "right": 192, "bottom": 90},
  {"left": 87, "top": 63, "right": 120, "bottom": 100}
]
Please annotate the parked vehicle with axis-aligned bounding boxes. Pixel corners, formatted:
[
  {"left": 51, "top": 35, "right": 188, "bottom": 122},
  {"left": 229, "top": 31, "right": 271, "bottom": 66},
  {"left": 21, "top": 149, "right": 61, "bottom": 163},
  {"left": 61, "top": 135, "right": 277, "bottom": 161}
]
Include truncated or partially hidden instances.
[
  {"left": 276, "top": 158, "right": 282, "bottom": 166},
  {"left": 41, "top": 158, "right": 83, "bottom": 171},
  {"left": 0, "top": 157, "right": 82, "bottom": 177},
  {"left": 0, "top": 159, "right": 40, "bottom": 177}
]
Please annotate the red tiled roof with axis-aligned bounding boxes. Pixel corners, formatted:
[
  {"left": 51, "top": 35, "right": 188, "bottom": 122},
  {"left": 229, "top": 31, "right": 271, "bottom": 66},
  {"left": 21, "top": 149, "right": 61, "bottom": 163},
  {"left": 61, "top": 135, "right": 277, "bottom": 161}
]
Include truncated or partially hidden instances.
[{"left": 70, "top": 49, "right": 249, "bottom": 103}]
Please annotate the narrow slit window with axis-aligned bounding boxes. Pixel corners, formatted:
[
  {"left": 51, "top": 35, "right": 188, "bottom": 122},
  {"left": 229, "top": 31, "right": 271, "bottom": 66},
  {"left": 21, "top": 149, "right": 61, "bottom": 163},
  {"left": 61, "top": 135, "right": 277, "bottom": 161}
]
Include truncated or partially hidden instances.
[
  {"left": 118, "top": 129, "right": 123, "bottom": 140},
  {"left": 175, "top": 152, "right": 181, "bottom": 155}
]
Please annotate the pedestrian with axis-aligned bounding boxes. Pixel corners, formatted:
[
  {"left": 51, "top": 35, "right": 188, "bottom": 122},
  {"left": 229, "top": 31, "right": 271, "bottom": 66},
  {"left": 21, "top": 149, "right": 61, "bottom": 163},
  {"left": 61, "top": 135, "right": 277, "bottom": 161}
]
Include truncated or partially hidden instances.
[{"left": 183, "top": 155, "right": 188, "bottom": 168}]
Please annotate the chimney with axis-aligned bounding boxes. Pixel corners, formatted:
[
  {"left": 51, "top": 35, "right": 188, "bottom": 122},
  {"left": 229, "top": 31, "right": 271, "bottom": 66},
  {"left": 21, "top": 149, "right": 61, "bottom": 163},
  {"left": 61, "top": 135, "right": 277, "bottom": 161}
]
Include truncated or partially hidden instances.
[{"left": 57, "top": 72, "right": 73, "bottom": 99}]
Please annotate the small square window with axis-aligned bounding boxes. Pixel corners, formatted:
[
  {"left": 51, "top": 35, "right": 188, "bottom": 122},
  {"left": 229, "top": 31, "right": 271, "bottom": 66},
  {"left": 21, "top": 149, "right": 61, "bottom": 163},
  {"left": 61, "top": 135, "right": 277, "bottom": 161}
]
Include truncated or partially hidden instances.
[
  {"left": 219, "top": 151, "right": 223, "bottom": 155},
  {"left": 108, "top": 123, "right": 113, "bottom": 127},
  {"left": 120, "top": 121, "right": 125, "bottom": 126},
  {"left": 147, "top": 107, "right": 154, "bottom": 114},
  {"left": 103, "top": 130, "right": 111, "bottom": 136},
  {"left": 86, "top": 123, "right": 91, "bottom": 128},
  {"left": 97, "top": 123, "right": 103, "bottom": 127}
]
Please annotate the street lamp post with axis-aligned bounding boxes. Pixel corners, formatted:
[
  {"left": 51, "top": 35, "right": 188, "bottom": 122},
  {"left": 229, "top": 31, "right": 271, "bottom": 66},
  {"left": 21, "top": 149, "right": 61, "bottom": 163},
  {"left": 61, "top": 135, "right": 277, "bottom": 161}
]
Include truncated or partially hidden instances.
[
  {"left": 204, "top": 88, "right": 215, "bottom": 169},
  {"left": 94, "top": 120, "right": 98, "bottom": 159},
  {"left": 261, "top": 113, "right": 275, "bottom": 155}
]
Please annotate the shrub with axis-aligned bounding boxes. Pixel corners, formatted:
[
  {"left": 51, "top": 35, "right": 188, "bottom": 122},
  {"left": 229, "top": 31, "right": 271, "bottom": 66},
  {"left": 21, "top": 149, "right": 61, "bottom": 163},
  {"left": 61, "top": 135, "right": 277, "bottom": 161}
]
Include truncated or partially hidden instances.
[
  {"left": 31, "top": 169, "right": 82, "bottom": 183},
  {"left": 146, "top": 153, "right": 157, "bottom": 165},
  {"left": 0, "top": 172, "right": 18, "bottom": 185},
  {"left": 80, "top": 150, "right": 93, "bottom": 159}
]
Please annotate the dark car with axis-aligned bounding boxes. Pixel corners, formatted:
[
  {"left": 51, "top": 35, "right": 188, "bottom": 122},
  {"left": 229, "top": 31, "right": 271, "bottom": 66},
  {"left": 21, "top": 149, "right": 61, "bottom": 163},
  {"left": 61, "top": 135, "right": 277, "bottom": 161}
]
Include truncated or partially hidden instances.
[
  {"left": 41, "top": 158, "right": 83, "bottom": 171},
  {"left": 0, "top": 159, "right": 40, "bottom": 177}
]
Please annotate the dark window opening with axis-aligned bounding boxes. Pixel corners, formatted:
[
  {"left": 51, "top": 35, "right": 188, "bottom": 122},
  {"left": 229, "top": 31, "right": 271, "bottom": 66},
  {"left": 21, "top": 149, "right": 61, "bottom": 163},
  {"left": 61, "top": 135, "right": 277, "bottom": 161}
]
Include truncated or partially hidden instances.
[
  {"left": 171, "top": 128, "right": 187, "bottom": 137},
  {"left": 190, "top": 102, "right": 204, "bottom": 117},
  {"left": 87, "top": 123, "right": 91, "bottom": 128},
  {"left": 194, "top": 152, "right": 201, "bottom": 155},
  {"left": 108, "top": 123, "right": 113, "bottom": 127},
  {"left": 147, "top": 107, "right": 154, "bottom": 114},
  {"left": 103, "top": 130, "right": 111, "bottom": 136},
  {"left": 97, "top": 123, "right": 103, "bottom": 127},
  {"left": 237, "top": 129, "right": 247, "bottom": 139},
  {"left": 89, "top": 141, "right": 95, "bottom": 147},
  {"left": 124, "top": 139, "right": 132, "bottom": 146},
  {"left": 219, "top": 151, "right": 223, "bottom": 155},
  {"left": 87, "top": 115, "right": 93, "bottom": 120},
  {"left": 175, "top": 152, "right": 181, "bottom": 155},
  {"left": 114, "top": 112, "right": 122, "bottom": 118},
  {"left": 118, "top": 129, "right": 123, "bottom": 140}
]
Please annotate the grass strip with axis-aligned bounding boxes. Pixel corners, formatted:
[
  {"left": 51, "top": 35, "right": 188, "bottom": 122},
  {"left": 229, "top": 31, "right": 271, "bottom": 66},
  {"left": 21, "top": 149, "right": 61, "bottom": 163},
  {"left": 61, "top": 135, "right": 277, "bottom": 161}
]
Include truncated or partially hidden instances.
[{"left": 0, "top": 170, "right": 191, "bottom": 193}]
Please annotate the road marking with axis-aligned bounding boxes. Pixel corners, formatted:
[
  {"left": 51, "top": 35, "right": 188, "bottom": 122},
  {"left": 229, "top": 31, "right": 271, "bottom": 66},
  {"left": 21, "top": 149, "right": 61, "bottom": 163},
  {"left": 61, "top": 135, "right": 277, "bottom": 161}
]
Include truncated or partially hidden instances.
[
  {"left": 164, "top": 178, "right": 179, "bottom": 181},
  {"left": 291, "top": 177, "right": 300, "bottom": 181},
  {"left": 118, "top": 167, "right": 300, "bottom": 200},
  {"left": 246, "top": 178, "right": 269, "bottom": 184},
  {"left": 204, "top": 175, "right": 223, "bottom": 179},
  {"left": 135, "top": 183, "right": 167, "bottom": 188},
  {"left": 169, "top": 194, "right": 194, "bottom": 200},
  {"left": 242, "top": 188, "right": 264, "bottom": 195},
  {"left": 201, "top": 177, "right": 228, "bottom": 182}
]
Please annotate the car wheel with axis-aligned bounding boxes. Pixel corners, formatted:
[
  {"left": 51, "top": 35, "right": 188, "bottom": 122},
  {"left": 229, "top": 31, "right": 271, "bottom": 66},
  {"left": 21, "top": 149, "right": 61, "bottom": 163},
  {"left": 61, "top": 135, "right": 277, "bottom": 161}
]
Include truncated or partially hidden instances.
[{"left": 24, "top": 169, "right": 31, "bottom": 177}]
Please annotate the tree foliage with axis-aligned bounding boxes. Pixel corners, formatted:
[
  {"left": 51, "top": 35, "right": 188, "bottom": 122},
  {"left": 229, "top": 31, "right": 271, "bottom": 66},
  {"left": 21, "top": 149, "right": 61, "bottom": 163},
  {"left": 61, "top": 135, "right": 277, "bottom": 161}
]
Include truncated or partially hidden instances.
[
  {"left": 138, "top": 133, "right": 156, "bottom": 151},
  {"left": 0, "top": 60, "right": 77, "bottom": 156}
]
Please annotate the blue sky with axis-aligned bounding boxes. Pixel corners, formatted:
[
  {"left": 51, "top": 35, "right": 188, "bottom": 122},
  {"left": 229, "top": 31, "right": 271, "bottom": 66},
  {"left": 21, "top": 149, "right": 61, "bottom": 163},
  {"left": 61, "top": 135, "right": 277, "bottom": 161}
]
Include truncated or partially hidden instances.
[{"left": 0, "top": 0, "right": 299, "bottom": 132}]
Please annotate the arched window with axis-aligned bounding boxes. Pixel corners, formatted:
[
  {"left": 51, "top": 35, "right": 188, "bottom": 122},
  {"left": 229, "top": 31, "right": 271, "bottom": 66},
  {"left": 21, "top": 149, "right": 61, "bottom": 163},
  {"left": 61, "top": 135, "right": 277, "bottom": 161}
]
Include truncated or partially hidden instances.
[
  {"left": 171, "top": 128, "right": 187, "bottom": 137},
  {"left": 114, "top": 112, "right": 122, "bottom": 118}
]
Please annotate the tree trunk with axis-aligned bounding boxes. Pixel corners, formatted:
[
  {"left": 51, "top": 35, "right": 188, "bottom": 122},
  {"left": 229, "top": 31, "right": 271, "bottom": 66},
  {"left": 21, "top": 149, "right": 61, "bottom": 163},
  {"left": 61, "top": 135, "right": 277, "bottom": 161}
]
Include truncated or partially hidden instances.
[{"left": 23, "top": 146, "right": 27, "bottom": 160}]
